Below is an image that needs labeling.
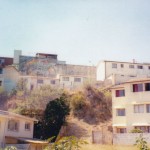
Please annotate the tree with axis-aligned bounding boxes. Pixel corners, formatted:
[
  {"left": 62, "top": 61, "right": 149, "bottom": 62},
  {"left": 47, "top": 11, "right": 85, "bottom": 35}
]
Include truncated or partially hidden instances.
[
  {"left": 135, "top": 134, "right": 150, "bottom": 150},
  {"left": 34, "top": 94, "right": 70, "bottom": 140},
  {"left": 44, "top": 136, "right": 88, "bottom": 150}
]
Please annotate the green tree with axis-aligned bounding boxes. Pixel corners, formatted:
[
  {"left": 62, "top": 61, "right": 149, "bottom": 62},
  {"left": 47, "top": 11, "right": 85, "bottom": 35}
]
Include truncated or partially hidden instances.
[{"left": 34, "top": 94, "right": 70, "bottom": 140}]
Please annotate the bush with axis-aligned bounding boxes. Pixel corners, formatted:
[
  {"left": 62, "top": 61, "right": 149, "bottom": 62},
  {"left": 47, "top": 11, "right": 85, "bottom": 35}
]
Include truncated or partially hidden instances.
[{"left": 130, "top": 129, "right": 143, "bottom": 133}]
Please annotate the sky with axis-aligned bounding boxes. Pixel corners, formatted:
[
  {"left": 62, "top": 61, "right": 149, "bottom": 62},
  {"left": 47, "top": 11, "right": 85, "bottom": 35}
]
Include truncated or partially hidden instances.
[{"left": 0, "top": 0, "right": 150, "bottom": 65}]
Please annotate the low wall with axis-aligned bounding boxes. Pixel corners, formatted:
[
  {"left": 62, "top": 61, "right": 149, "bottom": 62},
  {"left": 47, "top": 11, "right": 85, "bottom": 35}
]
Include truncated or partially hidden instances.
[{"left": 113, "top": 133, "right": 150, "bottom": 145}]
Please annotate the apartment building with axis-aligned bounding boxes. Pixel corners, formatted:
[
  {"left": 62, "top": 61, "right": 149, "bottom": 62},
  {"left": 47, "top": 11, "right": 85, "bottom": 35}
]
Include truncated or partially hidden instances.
[
  {"left": 111, "top": 78, "right": 150, "bottom": 134},
  {"left": 97, "top": 60, "right": 150, "bottom": 85}
]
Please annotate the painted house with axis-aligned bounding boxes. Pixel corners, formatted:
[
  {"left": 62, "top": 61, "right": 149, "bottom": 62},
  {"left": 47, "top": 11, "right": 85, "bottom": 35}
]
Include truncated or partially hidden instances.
[
  {"left": 97, "top": 60, "right": 150, "bottom": 85},
  {"left": 111, "top": 78, "right": 150, "bottom": 134},
  {"left": 0, "top": 110, "right": 48, "bottom": 149}
]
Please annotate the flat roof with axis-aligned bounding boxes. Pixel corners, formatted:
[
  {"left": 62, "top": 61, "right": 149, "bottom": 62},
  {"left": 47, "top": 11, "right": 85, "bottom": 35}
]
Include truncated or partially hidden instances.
[
  {"left": 0, "top": 110, "right": 37, "bottom": 122},
  {"left": 101, "top": 60, "right": 150, "bottom": 65}
]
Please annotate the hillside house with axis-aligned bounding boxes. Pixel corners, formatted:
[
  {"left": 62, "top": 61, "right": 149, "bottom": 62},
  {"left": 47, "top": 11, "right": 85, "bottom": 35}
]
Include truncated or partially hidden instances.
[
  {"left": 97, "top": 60, "right": 150, "bottom": 85},
  {"left": 0, "top": 110, "right": 48, "bottom": 149}
]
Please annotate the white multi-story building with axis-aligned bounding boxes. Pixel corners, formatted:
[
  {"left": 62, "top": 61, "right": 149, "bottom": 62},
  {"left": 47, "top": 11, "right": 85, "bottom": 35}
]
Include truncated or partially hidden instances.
[
  {"left": 97, "top": 60, "right": 150, "bottom": 85},
  {"left": 111, "top": 78, "right": 150, "bottom": 134}
]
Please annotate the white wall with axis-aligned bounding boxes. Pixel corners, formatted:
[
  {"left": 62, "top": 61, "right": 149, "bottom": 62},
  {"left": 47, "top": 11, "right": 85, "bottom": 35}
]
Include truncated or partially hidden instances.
[
  {"left": 97, "top": 61, "right": 105, "bottom": 81},
  {"left": 113, "top": 133, "right": 150, "bottom": 145}
]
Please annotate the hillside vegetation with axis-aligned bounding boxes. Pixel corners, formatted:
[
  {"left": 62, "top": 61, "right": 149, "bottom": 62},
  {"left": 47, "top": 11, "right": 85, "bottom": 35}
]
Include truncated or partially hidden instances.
[{"left": 3, "top": 79, "right": 112, "bottom": 140}]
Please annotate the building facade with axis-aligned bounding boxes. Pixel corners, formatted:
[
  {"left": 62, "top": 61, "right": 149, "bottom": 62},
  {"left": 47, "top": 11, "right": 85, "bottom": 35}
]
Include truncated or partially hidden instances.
[
  {"left": 97, "top": 60, "right": 150, "bottom": 84},
  {"left": 111, "top": 78, "right": 150, "bottom": 134}
]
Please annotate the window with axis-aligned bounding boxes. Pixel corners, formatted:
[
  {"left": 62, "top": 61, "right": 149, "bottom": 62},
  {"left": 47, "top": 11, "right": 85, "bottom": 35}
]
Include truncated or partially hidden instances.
[
  {"left": 121, "top": 64, "right": 124, "bottom": 68},
  {"left": 25, "top": 123, "right": 31, "bottom": 131},
  {"left": 37, "top": 79, "right": 43, "bottom": 84},
  {"left": 148, "top": 66, "right": 150, "bottom": 70},
  {"left": 112, "top": 63, "right": 117, "bottom": 68},
  {"left": 134, "top": 104, "right": 144, "bottom": 113},
  {"left": 30, "top": 84, "right": 34, "bottom": 90},
  {"left": 137, "top": 65, "right": 143, "bottom": 69},
  {"left": 63, "top": 77, "right": 69, "bottom": 81},
  {"left": 129, "top": 64, "right": 134, "bottom": 68},
  {"left": 51, "top": 80, "right": 55, "bottom": 84},
  {"left": 0, "top": 81, "right": 2, "bottom": 86},
  {"left": 145, "top": 83, "right": 150, "bottom": 91},
  {"left": 146, "top": 104, "right": 150, "bottom": 113},
  {"left": 0, "top": 68, "right": 3, "bottom": 74},
  {"left": 8, "top": 120, "right": 19, "bottom": 131},
  {"left": 116, "top": 90, "right": 125, "bottom": 97},
  {"left": 74, "top": 78, "right": 81, "bottom": 82},
  {"left": 116, "top": 109, "right": 125, "bottom": 116},
  {"left": 133, "top": 84, "right": 143, "bottom": 92},
  {"left": 116, "top": 128, "right": 126, "bottom": 133}
]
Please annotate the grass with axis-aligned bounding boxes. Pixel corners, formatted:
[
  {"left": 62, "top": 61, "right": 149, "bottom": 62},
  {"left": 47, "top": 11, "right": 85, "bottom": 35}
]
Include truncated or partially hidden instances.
[{"left": 81, "top": 144, "right": 138, "bottom": 150}]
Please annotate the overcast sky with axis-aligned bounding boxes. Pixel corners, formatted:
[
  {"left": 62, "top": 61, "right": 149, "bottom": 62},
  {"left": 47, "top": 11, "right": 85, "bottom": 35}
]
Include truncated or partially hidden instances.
[{"left": 0, "top": 0, "right": 150, "bottom": 65}]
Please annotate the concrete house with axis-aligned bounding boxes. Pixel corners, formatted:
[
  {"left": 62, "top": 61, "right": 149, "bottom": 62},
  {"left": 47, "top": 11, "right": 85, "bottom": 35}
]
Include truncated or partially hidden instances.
[
  {"left": 0, "top": 110, "right": 48, "bottom": 149},
  {"left": 97, "top": 60, "right": 150, "bottom": 85},
  {"left": 111, "top": 78, "right": 150, "bottom": 134}
]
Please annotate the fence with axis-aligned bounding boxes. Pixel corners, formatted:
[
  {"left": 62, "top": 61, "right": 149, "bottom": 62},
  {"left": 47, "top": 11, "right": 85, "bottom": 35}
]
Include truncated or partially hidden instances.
[
  {"left": 113, "top": 133, "right": 150, "bottom": 145},
  {"left": 92, "top": 130, "right": 112, "bottom": 144}
]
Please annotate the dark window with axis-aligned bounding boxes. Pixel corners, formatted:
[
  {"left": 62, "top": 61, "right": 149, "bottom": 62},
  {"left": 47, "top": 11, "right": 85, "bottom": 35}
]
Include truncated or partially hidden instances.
[
  {"left": 37, "top": 79, "right": 43, "bottom": 84},
  {"left": 30, "top": 84, "right": 34, "bottom": 90},
  {"left": 116, "top": 90, "right": 125, "bottom": 97},
  {"left": 51, "top": 80, "right": 55, "bottom": 84},
  {"left": 112, "top": 63, "right": 117, "bottom": 68},
  {"left": 121, "top": 64, "right": 124, "bottom": 68},
  {"left": 146, "top": 104, "right": 150, "bottom": 113},
  {"left": 137, "top": 65, "right": 143, "bottom": 69},
  {"left": 148, "top": 66, "right": 150, "bottom": 70},
  {"left": 145, "top": 83, "right": 150, "bottom": 91},
  {"left": 117, "top": 128, "right": 126, "bottom": 133},
  {"left": 116, "top": 109, "right": 125, "bottom": 116},
  {"left": 133, "top": 84, "right": 143, "bottom": 92},
  {"left": 0, "top": 81, "right": 2, "bottom": 86},
  {"left": 25, "top": 123, "right": 31, "bottom": 131},
  {"left": 74, "top": 78, "right": 81, "bottom": 82},
  {"left": 0, "top": 68, "right": 3, "bottom": 74},
  {"left": 129, "top": 65, "right": 134, "bottom": 68}
]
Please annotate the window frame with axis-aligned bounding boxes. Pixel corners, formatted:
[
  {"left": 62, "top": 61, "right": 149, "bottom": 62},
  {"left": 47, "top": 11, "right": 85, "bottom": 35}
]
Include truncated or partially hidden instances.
[
  {"left": 116, "top": 109, "right": 126, "bottom": 116},
  {"left": 74, "top": 78, "right": 81, "bottom": 82},
  {"left": 129, "top": 64, "right": 134, "bottom": 69},
  {"left": 120, "top": 64, "right": 124, "bottom": 68},
  {"left": 137, "top": 65, "right": 143, "bottom": 69},
  {"left": 116, "top": 128, "right": 126, "bottom": 133},
  {"left": 115, "top": 89, "right": 125, "bottom": 97},
  {"left": 37, "top": 79, "right": 43, "bottom": 84},
  {"left": 8, "top": 119, "right": 19, "bottom": 132},
  {"left": 134, "top": 104, "right": 144, "bottom": 113},
  {"left": 145, "top": 83, "right": 150, "bottom": 91},
  {"left": 62, "top": 77, "right": 69, "bottom": 81},
  {"left": 132, "top": 83, "right": 143, "bottom": 92},
  {"left": 112, "top": 63, "right": 117, "bottom": 68},
  {"left": 146, "top": 104, "right": 150, "bottom": 113},
  {"left": 25, "top": 122, "right": 31, "bottom": 131}
]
